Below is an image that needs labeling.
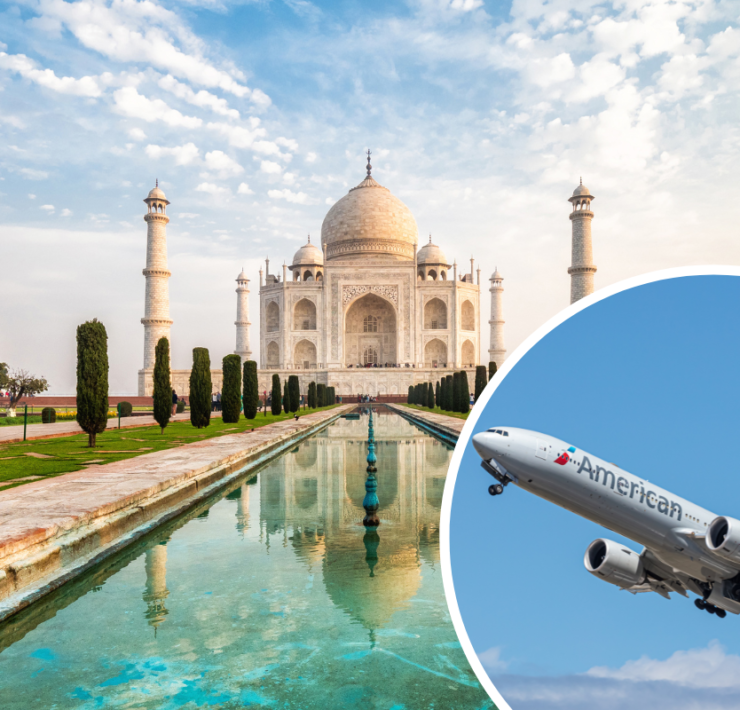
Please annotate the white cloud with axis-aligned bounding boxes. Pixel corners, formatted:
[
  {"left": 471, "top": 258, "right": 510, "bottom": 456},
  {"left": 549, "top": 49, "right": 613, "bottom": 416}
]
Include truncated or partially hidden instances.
[
  {"left": 306, "top": 152, "right": 317, "bottom": 163},
  {"left": 195, "top": 182, "right": 229, "bottom": 195},
  {"left": 268, "top": 188, "right": 308, "bottom": 203},
  {"left": 260, "top": 160, "right": 283, "bottom": 174},
  {"left": 204, "top": 150, "right": 243, "bottom": 176},
  {"left": 207, "top": 121, "right": 268, "bottom": 150},
  {"left": 113, "top": 87, "right": 202, "bottom": 128},
  {"left": 237, "top": 182, "right": 253, "bottom": 195},
  {"left": 0, "top": 51, "right": 104, "bottom": 97},
  {"left": 587, "top": 641, "right": 740, "bottom": 689},
  {"left": 158, "top": 74, "right": 240, "bottom": 119},
  {"left": 28, "top": 193, "right": 36, "bottom": 199},
  {"left": 478, "top": 646, "right": 508, "bottom": 673},
  {"left": 276, "top": 136, "right": 299, "bottom": 152},
  {"left": 449, "top": 0, "right": 483, "bottom": 10},
  {"left": 19, "top": 168, "right": 49, "bottom": 180},
  {"left": 33, "top": 0, "right": 253, "bottom": 97},
  {"left": 145, "top": 142, "right": 200, "bottom": 165},
  {"left": 60, "top": 208, "right": 73, "bottom": 217},
  {"left": 40, "top": 204, "right": 55, "bottom": 213},
  {"left": 282, "top": 172, "right": 296, "bottom": 185},
  {"left": 128, "top": 127, "right": 146, "bottom": 141}
]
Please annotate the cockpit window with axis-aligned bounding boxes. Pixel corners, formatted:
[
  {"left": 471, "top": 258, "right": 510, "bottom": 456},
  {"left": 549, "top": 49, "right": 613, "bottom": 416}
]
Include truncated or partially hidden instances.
[
  {"left": 486, "top": 429, "right": 510, "bottom": 436},
  {"left": 503, "top": 432, "right": 509, "bottom": 437}
]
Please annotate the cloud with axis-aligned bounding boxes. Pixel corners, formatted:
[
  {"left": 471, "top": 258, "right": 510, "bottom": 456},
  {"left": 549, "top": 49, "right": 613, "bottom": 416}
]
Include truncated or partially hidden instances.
[
  {"left": 40, "top": 204, "right": 55, "bottom": 213},
  {"left": 33, "top": 0, "right": 253, "bottom": 97},
  {"left": 145, "top": 142, "right": 200, "bottom": 165},
  {"left": 237, "top": 182, "right": 253, "bottom": 195},
  {"left": 204, "top": 149, "right": 243, "bottom": 176},
  {"left": 158, "top": 74, "right": 240, "bottom": 118},
  {"left": 478, "top": 646, "right": 508, "bottom": 673},
  {"left": 113, "top": 87, "right": 202, "bottom": 128},
  {"left": 260, "top": 160, "right": 283, "bottom": 174},
  {"left": 195, "top": 182, "right": 229, "bottom": 194},
  {"left": 0, "top": 51, "right": 104, "bottom": 97},
  {"left": 28, "top": 193, "right": 36, "bottom": 199},
  {"left": 20, "top": 168, "right": 49, "bottom": 180},
  {"left": 268, "top": 188, "right": 308, "bottom": 203},
  {"left": 207, "top": 120, "right": 268, "bottom": 149},
  {"left": 128, "top": 127, "right": 146, "bottom": 140},
  {"left": 60, "top": 208, "right": 73, "bottom": 217}
]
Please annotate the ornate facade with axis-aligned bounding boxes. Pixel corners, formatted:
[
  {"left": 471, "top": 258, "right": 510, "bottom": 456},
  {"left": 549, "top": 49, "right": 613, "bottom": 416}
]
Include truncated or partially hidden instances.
[{"left": 255, "top": 160, "right": 483, "bottom": 397}]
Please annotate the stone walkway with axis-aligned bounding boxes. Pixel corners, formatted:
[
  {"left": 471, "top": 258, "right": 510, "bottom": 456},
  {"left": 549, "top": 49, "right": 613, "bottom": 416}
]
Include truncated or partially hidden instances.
[
  {"left": 386, "top": 404, "right": 466, "bottom": 440},
  {"left": 0, "top": 405, "right": 352, "bottom": 621},
  {"left": 0, "top": 411, "right": 204, "bottom": 444}
]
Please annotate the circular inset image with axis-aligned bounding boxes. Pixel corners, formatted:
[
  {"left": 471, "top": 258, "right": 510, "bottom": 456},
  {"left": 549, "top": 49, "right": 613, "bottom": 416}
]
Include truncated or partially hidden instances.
[{"left": 442, "top": 268, "right": 740, "bottom": 710}]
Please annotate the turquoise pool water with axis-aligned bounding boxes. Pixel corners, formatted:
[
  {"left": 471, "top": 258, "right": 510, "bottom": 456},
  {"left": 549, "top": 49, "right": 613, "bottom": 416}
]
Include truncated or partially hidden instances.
[{"left": 0, "top": 408, "right": 492, "bottom": 709}]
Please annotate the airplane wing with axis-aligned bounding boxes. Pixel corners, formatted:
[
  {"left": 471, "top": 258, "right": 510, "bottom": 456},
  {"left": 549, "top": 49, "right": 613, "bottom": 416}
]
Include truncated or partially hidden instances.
[{"left": 622, "top": 548, "right": 690, "bottom": 599}]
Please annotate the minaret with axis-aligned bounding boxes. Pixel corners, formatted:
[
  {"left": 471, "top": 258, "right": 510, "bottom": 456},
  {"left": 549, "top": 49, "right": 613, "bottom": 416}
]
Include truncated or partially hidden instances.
[
  {"left": 568, "top": 179, "right": 596, "bottom": 303},
  {"left": 235, "top": 268, "right": 252, "bottom": 364},
  {"left": 143, "top": 543, "right": 170, "bottom": 632},
  {"left": 488, "top": 268, "right": 506, "bottom": 368},
  {"left": 141, "top": 180, "right": 173, "bottom": 370}
]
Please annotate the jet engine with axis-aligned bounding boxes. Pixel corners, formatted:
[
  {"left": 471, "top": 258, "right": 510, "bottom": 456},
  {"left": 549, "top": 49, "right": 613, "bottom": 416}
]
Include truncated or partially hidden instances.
[
  {"left": 584, "top": 538, "right": 645, "bottom": 589},
  {"left": 706, "top": 517, "right": 740, "bottom": 564}
]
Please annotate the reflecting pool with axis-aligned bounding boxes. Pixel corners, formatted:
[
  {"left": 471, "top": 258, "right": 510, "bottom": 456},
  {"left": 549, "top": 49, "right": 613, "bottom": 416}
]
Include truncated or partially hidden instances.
[{"left": 0, "top": 408, "right": 493, "bottom": 709}]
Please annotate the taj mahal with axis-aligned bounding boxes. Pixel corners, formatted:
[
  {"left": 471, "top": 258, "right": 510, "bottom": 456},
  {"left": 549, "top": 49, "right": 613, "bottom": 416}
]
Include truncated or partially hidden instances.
[{"left": 137, "top": 155, "right": 597, "bottom": 397}]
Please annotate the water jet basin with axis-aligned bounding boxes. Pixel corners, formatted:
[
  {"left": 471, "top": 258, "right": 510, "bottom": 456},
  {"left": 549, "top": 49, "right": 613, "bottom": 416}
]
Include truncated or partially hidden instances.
[{"left": 0, "top": 408, "right": 490, "bottom": 709}]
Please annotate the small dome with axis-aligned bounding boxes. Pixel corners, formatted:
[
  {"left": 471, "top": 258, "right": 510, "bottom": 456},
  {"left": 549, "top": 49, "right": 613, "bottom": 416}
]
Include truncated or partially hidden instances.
[
  {"left": 491, "top": 268, "right": 503, "bottom": 280},
  {"left": 292, "top": 237, "right": 324, "bottom": 266},
  {"left": 147, "top": 186, "right": 167, "bottom": 200},
  {"left": 571, "top": 178, "right": 593, "bottom": 198},
  {"left": 236, "top": 268, "right": 249, "bottom": 282},
  {"left": 417, "top": 237, "right": 448, "bottom": 265}
]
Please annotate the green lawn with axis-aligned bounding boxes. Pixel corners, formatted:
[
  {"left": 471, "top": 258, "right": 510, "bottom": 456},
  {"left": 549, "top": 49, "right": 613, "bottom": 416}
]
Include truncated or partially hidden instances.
[
  {"left": 0, "top": 416, "right": 43, "bottom": 427},
  {"left": 401, "top": 403, "right": 470, "bottom": 420},
  {"left": 0, "top": 405, "right": 340, "bottom": 490}
]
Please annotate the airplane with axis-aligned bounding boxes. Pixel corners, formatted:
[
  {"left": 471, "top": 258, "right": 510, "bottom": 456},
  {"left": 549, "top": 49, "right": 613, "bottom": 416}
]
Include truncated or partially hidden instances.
[{"left": 471, "top": 426, "right": 740, "bottom": 618}]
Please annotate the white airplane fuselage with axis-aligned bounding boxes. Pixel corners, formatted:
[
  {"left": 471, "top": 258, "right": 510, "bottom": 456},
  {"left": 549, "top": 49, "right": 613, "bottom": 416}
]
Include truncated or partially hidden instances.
[{"left": 472, "top": 427, "right": 738, "bottom": 584}]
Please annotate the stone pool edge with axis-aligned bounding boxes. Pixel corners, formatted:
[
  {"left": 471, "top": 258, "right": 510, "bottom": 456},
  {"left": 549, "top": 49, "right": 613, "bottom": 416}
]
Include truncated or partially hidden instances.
[
  {"left": 0, "top": 405, "right": 352, "bottom": 623},
  {"left": 385, "top": 404, "right": 463, "bottom": 445}
]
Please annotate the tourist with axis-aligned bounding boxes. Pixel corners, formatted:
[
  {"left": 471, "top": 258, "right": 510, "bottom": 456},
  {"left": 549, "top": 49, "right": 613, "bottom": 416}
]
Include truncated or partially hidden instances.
[
  {"left": 212, "top": 392, "right": 217, "bottom": 412},
  {"left": 216, "top": 391, "right": 222, "bottom": 411},
  {"left": 171, "top": 389, "right": 178, "bottom": 416}
]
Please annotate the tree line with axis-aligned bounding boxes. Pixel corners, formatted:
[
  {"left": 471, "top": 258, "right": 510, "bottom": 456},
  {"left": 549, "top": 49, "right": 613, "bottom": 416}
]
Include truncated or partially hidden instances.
[{"left": 407, "top": 362, "right": 498, "bottom": 414}]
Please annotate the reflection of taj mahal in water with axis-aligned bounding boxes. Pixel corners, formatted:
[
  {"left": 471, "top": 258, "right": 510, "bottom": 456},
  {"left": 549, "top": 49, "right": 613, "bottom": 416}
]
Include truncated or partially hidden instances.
[{"left": 142, "top": 412, "right": 449, "bottom": 634}]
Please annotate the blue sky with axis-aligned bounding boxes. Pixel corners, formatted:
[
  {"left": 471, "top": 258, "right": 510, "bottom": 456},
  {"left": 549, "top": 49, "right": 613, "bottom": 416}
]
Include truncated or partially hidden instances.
[
  {"left": 450, "top": 274, "right": 740, "bottom": 709},
  {"left": 3, "top": 0, "right": 740, "bottom": 394}
]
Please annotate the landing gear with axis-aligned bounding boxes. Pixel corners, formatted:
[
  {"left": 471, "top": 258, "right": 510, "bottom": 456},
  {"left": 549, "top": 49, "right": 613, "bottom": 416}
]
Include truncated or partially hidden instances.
[
  {"left": 488, "top": 484, "right": 504, "bottom": 497},
  {"left": 694, "top": 598, "right": 726, "bottom": 617}
]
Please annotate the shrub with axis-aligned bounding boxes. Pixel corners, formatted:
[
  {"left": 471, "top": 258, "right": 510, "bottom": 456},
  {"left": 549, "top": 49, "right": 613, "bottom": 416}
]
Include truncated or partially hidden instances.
[
  {"left": 407, "top": 385, "right": 414, "bottom": 404},
  {"left": 474, "top": 365, "right": 487, "bottom": 402},
  {"left": 288, "top": 375, "right": 300, "bottom": 413},
  {"left": 118, "top": 401, "right": 133, "bottom": 417},
  {"left": 458, "top": 371, "right": 471, "bottom": 413},
  {"left": 308, "top": 381, "right": 317, "bottom": 409},
  {"left": 283, "top": 380, "right": 290, "bottom": 413},
  {"left": 176, "top": 400, "right": 185, "bottom": 413},
  {"left": 153, "top": 337, "right": 171, "bottom": 433},
  {"left": 243, "top": 360, "right": 259, "bottom": 420},
  {"left": 435, "top": 381, "right": 441, "bottom": 408},
  {"left": 427, "top": 381, "right": 435, "bottom": 409},
  {"left": 439, "top": 379, "right": 447, "bottom": 410},
  {"left": 76, "top": 319, "right": 109, "bottom": 447},
  {"left": 445, "top": 375, "right": 454, "bottom": 411},
  {"left": 317, "top": 383, "right": 325, "bottom": 408},
  {"left": 221, "top": 354, "right": 242, "bottom": 423},
  {"left": 189, "top": 348, "right": 212, "bottom": 429},
  {"left": 271, "top": 374, "right": 282, "bottom": 415},
  {"left": 327, "top": 386, "right": 335, "bottom": 405},
  {"left": 41, "top": 407, "right": 56, "bottom": 424},
  {"left": 489, "top": 361, "right": 497, "bottom": 380}
]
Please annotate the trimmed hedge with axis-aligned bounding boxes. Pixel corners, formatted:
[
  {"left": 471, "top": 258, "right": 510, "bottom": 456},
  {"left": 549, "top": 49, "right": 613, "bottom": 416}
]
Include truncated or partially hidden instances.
[
  {"left": 76, "top": 318, "right": 109, "bottom": 447},
  {"left": 41, "top": 407, "right": 56, "bottom": 424},
  {"left": 189, "top": 348, "right": 212, "bottom": 429},
  {"left": 271, "top": 374, "right": 282, "bottom": 415},
  {"left": 118, "top": 401, "right": 133, "bottom": 417},
  {"left": 243, "top": 360, "right": 259, "bottom": 420},
  {"left": 222, "top": 354, "right": 242, "bottom": 423}
]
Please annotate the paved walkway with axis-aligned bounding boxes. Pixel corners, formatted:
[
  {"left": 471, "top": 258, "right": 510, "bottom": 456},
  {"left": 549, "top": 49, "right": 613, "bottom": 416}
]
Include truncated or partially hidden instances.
[
  {"left": 0, "top": 411, "right": 209, "bottom": 444},
  {"left": 386, "top": 404, "right": 466, "bottom": 440},
  {"left": 0, "top": 405, "right": 352, "bottom": 620}
]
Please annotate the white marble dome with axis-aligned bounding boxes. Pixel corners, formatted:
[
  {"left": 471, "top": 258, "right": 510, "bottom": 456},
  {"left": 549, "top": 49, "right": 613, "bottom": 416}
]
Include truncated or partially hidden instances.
[
  {"left": 417, "top": 237, "right": 448, "bottom": 265},
  {"left": 572, "top": 181, "right": 592, "bottom": 197},
  {"left": 292, "top": 237, "right": 324, "bottom": 266},
  {"left": 321, "top": 174, "right": 418, "bottom": 261},
  {"left": 146, "top": 185, "right": 168, "bottom": 202}
]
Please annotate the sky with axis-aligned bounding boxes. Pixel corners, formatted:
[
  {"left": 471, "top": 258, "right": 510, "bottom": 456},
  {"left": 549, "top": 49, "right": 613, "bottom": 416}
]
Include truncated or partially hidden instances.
[
  {"left": 3, "top": 0, "right": 740, "bottom": 394},
  {"left": 449, "top": 274, "right": 740, "bottom": 710}
]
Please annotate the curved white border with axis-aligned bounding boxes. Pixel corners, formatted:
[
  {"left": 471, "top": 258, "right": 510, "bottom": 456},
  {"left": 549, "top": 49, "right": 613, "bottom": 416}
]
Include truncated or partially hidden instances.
[{"left": 440, "top": 265, "right": 740, "bottom": 709}]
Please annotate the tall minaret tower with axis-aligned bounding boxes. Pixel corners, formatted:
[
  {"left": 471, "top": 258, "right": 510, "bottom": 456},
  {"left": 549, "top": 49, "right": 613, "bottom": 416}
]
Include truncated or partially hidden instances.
[
  {"left": 568, "top": 179, "right": 596, "bottom": 303},
  {"left": 488, "top": 268, "right": 506, "bottom": 368},
  {"left": 141, "top": 181, "right": 172, "bottom": 373},
  {"left": 235, "top": 268, "right": 252, "bottom": 364},
  {"left": 143, "top": 543, "right": 170, "bottom": 632}
]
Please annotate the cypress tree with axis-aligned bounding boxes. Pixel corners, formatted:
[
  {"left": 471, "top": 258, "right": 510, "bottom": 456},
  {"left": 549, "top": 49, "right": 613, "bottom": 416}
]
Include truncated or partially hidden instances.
[
  {"left": 76, "top": 318, "right": 109, "bottom": 448},
  {"left": 440, "top": 378, "right": 447, "bottom": 410},
  {"left": 459, "top": 371, "right": 471, "bottom": 413},
  {"left": 452, "top": 372, "right": 461, "bottom": 413},
  {"left": 435, "top": 381, "right": 441, "bottom": 408},
  {"left": 408, "top": 385, "right": 414, "bottom": 404},
  {"left": 189, "top": 348, "right": 212, "bottom": 428},
  {"left": 489, "top": 361, "right": 497, "bottom": 380},
  {"left": 308, "top": 381, "right": 316, "bottom": 408},
  {"left": 153, "top": 336, "right": 171, "bottom": 434},
  {"left": 288, "top": 375, "right": 300, "bottom": 413},
  {"left": 427, "top": 381, "right": 435, "bottom": 409},
  {"left": 271, "top": 374, "right": 282, "bottom": 415},
  {"left": 328, "top": 386, "right": 335, "bottom": 405},
  {"left": 446, "top": 375, "right": 454, "bottom": 411},
  {"left": 283, "top": 380, "right": 290, "bottom": 413},
  {"left": 317, "top": 383, "right": 325, "bottom": 408},
  {"left": 243, "top": 360, "right": 259, "bottom": 419},
  {"left": 474, "top": 365, "right": 487, "bottom": 402},
  {"left": 415, "top": 383, "right": 422, "bottom": 404},
  {"left": 221, "top": 354, "right": 241, "bottom": 423}
]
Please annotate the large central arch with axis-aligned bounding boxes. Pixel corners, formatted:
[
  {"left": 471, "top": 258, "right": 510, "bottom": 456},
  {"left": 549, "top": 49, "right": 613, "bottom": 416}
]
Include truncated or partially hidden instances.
[{"left": 344, "top": 292, "right": 397, "bottom": 366}]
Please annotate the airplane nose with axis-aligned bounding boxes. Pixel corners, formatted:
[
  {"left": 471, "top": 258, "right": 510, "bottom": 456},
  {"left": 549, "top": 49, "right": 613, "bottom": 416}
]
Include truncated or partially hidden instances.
[{"left": 472, "top": 432, "right": 493, "bottom": 459}]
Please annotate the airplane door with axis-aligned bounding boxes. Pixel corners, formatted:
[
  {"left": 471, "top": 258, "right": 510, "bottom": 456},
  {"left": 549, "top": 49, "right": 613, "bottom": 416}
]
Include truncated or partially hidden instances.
[{"left": 535, "top": 440, "right": 548, "bottom": 460}]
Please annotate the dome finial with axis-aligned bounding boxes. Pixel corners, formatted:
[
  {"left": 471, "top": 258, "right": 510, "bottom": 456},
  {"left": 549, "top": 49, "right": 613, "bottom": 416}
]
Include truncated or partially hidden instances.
[
  {"left": 428, "top": 234, "right": 432, "bottom": 244},
  {"left": 307, "top": 234, "right": 310, "bottom": 243},
  {"left": 156, "top": 178, "right": 158, "bottom": 188},
  {"left": 366, "top": 148, "right": 372, "bottom": 177},
  {"left": 580, "top": 176, "right": 582, "bottom": 185}
]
